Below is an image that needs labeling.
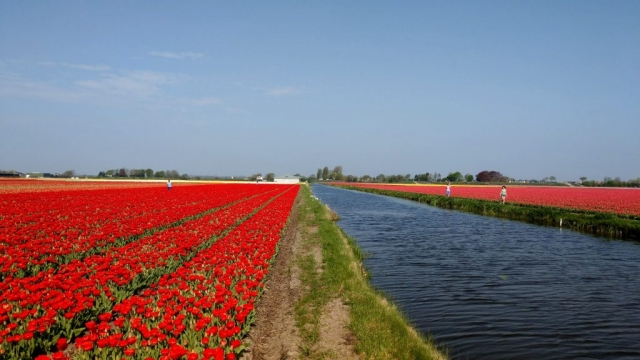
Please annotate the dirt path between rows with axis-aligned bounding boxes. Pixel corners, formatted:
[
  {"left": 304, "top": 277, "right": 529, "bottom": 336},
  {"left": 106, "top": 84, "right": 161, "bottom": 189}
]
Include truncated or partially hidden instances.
[{"left": 240, "top": 194, "right": 359, "bottom": 360}]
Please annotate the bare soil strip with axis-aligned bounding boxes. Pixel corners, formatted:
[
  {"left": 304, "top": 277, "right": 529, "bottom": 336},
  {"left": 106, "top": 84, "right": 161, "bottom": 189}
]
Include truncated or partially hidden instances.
[{"left": 243, "top": 190, "right": 359, "bottom": 360}]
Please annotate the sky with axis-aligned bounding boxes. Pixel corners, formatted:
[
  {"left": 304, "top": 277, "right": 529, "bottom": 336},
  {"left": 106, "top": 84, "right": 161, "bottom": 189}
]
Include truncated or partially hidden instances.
[{"left": 1, "top": 1, "right": 638, "bottom": 181}]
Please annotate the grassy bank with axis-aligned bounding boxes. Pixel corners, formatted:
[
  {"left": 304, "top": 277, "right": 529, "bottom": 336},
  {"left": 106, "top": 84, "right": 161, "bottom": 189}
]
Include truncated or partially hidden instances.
[
  {"left": 295, "top": 185, "right": 446, "bottom": 360},
  {"left": 337, "top": 185, "right": 640, "bottom": 241}
]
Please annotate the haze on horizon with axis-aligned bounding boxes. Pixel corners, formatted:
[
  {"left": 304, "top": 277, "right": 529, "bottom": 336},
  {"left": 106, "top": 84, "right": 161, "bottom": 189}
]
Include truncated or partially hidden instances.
[{"left": 1, "top": 1, "right": 638, "bottom": 182}]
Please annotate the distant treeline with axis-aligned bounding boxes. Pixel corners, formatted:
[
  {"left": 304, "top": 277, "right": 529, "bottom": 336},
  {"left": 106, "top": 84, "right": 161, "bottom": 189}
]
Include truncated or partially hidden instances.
[{"left": 581, "top": 178, "right": 640, "bottom": 188}]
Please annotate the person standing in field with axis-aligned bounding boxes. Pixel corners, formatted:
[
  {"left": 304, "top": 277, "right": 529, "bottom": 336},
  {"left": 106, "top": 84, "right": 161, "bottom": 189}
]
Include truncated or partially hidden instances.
[
  {"left": 500, "top": 185, "right": 507, "bottom": 204},
  {"left": 446, "top": 181, "right": 451, "bottom": 197},
  {"left": 167, "top": 179, "right": 172, "bottom": 191}
]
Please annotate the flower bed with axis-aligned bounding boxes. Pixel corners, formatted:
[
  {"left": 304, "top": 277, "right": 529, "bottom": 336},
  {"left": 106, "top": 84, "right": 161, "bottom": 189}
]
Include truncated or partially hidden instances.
[
  {"left": 0, "top": 181, "right": 299, "bottom": 359},
  {"left": 339, "top": 183, "right": 640, "bottom": 217}
]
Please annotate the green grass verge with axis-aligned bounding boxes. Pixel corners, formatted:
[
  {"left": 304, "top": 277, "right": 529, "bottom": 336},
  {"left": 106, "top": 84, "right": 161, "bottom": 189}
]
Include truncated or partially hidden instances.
[
  {"left": 337, "top": 186, "right": 640, "bottom": 241},
  {"left": 295, "top": 185, "right": 447, "bottom": 360}
]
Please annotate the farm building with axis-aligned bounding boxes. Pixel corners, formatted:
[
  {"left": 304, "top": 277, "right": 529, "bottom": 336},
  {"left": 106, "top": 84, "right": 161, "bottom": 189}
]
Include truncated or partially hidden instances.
[{"left": 273, "top": 175, "right": 300, "bottom": 184}]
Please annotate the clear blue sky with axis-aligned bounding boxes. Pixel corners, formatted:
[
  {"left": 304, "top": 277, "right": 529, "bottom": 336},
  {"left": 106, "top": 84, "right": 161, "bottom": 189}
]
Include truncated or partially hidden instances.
[{"left": 1, "top": 1, "right": 638, "bottom": 181}]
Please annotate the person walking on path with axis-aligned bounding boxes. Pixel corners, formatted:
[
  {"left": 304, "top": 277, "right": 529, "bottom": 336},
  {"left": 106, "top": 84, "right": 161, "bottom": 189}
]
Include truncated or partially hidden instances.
[
  {"left": 500, "top": 185, "right": 507, "bottom": 204},
  {"left": 446, "top": 181, "right": 451, "bottom": 197},
  {"left": 167, "top": 179, "right": 172, "bottom": 191}
]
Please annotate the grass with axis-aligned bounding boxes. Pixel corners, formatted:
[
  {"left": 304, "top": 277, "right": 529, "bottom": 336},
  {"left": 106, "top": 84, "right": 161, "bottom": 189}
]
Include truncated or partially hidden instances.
[{"left": 294, "top": 185, "right": 447, "bottom": 360}]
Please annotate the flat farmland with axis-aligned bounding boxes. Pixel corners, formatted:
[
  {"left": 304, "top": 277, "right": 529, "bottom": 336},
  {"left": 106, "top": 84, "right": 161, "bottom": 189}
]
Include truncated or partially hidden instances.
[
  {"left": 340, "top": 183, "right": 640, "bottom": 217},
  {"left": 0, "top": 179, "right": 299, "bottom": 360}
]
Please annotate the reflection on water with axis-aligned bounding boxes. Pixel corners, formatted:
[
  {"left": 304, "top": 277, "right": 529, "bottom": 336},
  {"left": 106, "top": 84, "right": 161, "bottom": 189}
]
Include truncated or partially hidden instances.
[{"left": 312, "top": 185, "right": 640, "bottom": 360}]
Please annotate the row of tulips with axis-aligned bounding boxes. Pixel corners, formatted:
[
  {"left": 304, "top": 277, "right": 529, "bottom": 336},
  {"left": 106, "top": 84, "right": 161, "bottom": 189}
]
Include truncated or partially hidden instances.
[
  {"left": 59, "top": 185, "right": 299, "bottom": 360},
  {"left": 338, "top": 183, "right": 640, "bottom": 217},
  {"left": 0, "top": 185, "right": 295, "bottom": 358},
  {"left": 1, "top": 184, "right": 275, "bottom": 279}
]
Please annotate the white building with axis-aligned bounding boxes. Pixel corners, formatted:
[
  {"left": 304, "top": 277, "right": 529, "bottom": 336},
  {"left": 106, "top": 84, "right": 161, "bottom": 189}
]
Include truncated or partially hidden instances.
[{"left": 273, "top": 174, "right": 300, "bottom": 184}]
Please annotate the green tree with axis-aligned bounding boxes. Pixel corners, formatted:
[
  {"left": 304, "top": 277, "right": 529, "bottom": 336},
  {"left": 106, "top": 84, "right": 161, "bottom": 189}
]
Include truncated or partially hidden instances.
[
  {"left": 317, "top": 168, "right": 322, "bottom": 181},
  {"left": 266, "top": 173, "right": 275, "bottom": 182},
  {"left": 465, "top": 173, "right": 474, "bottom": 182},
  {"left": 62, "top": 170, "right": 75, "bottom": 178},
  {"left": 155, "top": 171, "right": 166, "bottom": 178},
  {"left": 445, "top": 171, "right": 463, "bottom": 182},
  {"left": 145, "top": 168, "right": 154, "bottom": 179},
  {"left": 322, "top": 167, "right": 329, "bottom": 180},
  {"left": 580, "top": 176, "right": 587, "bottom": 182}
]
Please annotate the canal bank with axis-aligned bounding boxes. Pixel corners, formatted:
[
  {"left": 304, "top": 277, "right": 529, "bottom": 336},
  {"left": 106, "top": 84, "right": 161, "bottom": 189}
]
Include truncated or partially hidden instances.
[
  {"left": 312, "top": 184, "right": 640, "bottom": 360},
  {"left": 246, "top": 184, "right": 447, "bottom": 359},
  {"left": 337, "top": 185, "right": 640, "bottom": 241}
]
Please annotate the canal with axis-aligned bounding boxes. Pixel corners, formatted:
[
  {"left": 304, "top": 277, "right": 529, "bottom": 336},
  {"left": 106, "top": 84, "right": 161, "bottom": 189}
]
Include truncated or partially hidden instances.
[{"left": 312, "top": 185, "right": 640, "bottom": 360}]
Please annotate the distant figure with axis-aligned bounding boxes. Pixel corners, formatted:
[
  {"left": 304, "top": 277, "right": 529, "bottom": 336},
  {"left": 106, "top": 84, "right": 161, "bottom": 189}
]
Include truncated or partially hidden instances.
[
  {"left": 500, "top": 185, "right": 507, "bottom": 204},
  {"left": 446, "top": 181, "right": 451, "bottom": 197},
  {"left": 167, "top": 179, "right": 172, "bottom": 191}
]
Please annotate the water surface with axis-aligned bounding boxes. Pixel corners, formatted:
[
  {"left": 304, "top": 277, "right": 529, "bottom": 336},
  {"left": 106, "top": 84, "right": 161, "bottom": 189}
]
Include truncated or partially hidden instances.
[{"left": 312, "top": 185, "right": 640, "bottom": 360}]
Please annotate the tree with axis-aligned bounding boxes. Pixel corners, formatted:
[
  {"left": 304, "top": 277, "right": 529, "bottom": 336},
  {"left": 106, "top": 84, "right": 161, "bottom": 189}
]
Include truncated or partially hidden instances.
[
  {"left": 549, "top": 175, "right": 557, "bottom": 182},
  {"left": 360, "top": 175, "right": 372, "bottom": 182},
  {"left": 117, "top": 168, "right": 128, "bottom": 177},
  {"left": 166, "top": 170, "right": 179, "bottom": 179},
  {"left": 332, "top": 165, "right": 343, "bottom": 175},
  {"left": 445, "top": 171, "right": 463, "bottom": 182},
  {"left": 322, "top": 167, "right": 329, "bottom": 181},
  {"left": 266, "top": 173, "right": 275, "bottom": 182},
  {"left": 154, "top": 171, "right": 166, "bottom": 178},
  {"left": 62, "top": 170, "right": 75, "bottom": 178},
  {"left": 465, "top": 173, "right": 474, "bottom": 182},
  {"left": 476, "top": 170, "right": 507, "bottom": 183},
  {"left": 145, "top": 169, "right": 154, "bottom": 179},
  {"left": 129, "top": 169, "right": 143, "bottom": 178},
  {"left": 580, "top": 176, "right": 587, "bottom": 182},
  {"left": 106, "top": 169, "right": 115, "bottom": 177},
  {"left": 317, "top": 168, "right": 322, "bottom": 181}
]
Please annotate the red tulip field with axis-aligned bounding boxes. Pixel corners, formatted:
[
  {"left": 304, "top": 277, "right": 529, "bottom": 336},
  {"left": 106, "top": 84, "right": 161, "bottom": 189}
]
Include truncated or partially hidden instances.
[
  {"left": 0, "top": 180, "right": 299, "bottom": 359},
  {"left": 339, "top": 183, "right": 640, "bottom": 217}
]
